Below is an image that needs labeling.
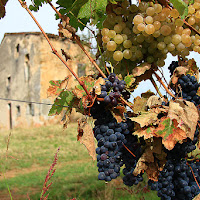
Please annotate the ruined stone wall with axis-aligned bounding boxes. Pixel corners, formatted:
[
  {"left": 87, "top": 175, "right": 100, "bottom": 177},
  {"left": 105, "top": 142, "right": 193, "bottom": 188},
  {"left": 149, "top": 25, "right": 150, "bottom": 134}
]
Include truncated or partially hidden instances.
[{"left": 0, "top": 33, "right": 93, "bottom": 129}]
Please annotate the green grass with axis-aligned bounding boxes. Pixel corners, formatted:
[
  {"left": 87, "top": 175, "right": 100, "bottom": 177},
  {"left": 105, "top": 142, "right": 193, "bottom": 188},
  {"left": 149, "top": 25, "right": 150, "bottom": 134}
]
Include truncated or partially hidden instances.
[{"left": 0, "top": 124, "right": 159, "bottom": 200}]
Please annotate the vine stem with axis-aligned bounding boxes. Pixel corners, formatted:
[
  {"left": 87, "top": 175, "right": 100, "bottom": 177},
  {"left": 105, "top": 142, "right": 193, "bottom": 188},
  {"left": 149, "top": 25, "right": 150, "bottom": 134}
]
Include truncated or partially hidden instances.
[
  {"left": 47, "top": 1, "right": 137, "bottom": 111},
  {"left": 150, "top": 76, "right": 163, "bottom": 98},
  {"left": 187, "top": 162, "right": 200, "bottom": 189},
  {"left": 153, "top": 72, "right": 175, "bottom": 98},
  {"left": 47, "top": 0, "right": 107, "bottom": 79},
  {"left": 18, "top": 0, "right": 92, "bottom": 101},
  {"left": 120, "top": 96, "right": 134, "bottom": 111},
  {"left": 183, "top": 19, "right": 200, "bottom": 36},
  {"left": 122, "top": 143, "right": 136, "bottom": 157}
]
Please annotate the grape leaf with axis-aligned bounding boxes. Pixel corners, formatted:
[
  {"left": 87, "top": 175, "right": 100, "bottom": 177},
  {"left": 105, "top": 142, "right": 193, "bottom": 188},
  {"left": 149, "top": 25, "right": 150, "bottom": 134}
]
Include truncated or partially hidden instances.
[
  {"left": 146, "top": 95, "right": 163, "bottom": 108},
  {"left": 154, "top": 117, "right": 187, "bottom": 150},
  {"left": 28, "top": 0, "right": 49, "bottom": 11},
  {"left": 77, "top": 117, "right": 96, "bottom": 160},
  {"left": 169, "top": 0, "right": 188, "bottom": 18},
  {"left": 124, "top": 74, "right": 136, "bottom": 89},
  {"left": 47, "top": 77, "right": 72, "bottom": 97},
  {"left": 167, "top": 99, "right": 199, "bottom": 141},
  {"left": 141, "top": 90, "right": 155, "bottom": 99},
  {"left": 133, "top": 126, "right": 155, "bottom": 140},
  {"left": 73, "top": 76, "right": 95, "bottom": 98},
  {"left": 193, "top": 193, "right": 200, "bottom": 200},
  {"left": 57, "top": 0, "right": 107, "bottom": 30},
  {"left": 133, "top": 138, "right": 166, "bottom": 181},
  {"left": 78, "top": 0, "right": 107, "bottom": 19},
  {"left": 171, "top": 66, "right": 189, "bottom": 85},
  {"left": 48, "top": 90, "right": 75, "bottom": 116},
  {"left": 132, "top": 96, "right": 148, "bottom": 114},
  {"left": 111, "top": 105, "right": 126, "bottom": 123},
  {"left": 93, "top": 77, "right": 105, "bottom": 95},
  {"left": 131, "top": 112, "right": 158, "bottom": 128},
  {"left": 0, "top": 0, "right": 8, "bottom": 19},
  {"left": 132, "top": 63, "right": 151, "bottom": 77},
  {"left": 73, "top": 76, "right": 104, "bottom": 98}
]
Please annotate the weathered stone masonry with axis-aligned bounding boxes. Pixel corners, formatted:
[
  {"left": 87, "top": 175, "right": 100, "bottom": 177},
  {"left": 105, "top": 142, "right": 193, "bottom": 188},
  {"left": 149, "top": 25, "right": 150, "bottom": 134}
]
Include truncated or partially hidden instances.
[{"left": 0, "top": 32, "right": 92, "bottom": 129}]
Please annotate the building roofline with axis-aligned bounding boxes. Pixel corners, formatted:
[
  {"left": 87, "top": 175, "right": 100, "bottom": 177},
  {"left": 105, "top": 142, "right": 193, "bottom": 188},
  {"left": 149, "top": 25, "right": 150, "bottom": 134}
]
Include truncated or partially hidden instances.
[{"left": 3, "top": 32, "right": 63, "bottom": 39}]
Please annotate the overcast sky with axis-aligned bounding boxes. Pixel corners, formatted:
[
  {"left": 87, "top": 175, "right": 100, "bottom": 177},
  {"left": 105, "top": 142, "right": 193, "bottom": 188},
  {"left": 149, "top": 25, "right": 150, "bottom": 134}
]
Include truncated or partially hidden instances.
[
  {"left": 0, "top": 0, "right": 199, "bottom": 98},
  {"left": 0, "top": 0, "right": 58, "bottom": 43}
]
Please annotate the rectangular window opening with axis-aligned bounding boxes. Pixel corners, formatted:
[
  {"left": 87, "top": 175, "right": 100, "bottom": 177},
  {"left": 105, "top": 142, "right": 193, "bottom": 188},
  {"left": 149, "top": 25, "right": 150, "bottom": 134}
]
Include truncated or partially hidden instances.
[
  {"left": 16, "top": 106, "right": 21, "bottom": 117},
  {"left": 28, "top": 103, "right": 34, "bottom": 116},
  {"left": 6, "top": 76, "right": 11, "bottom": 91}
]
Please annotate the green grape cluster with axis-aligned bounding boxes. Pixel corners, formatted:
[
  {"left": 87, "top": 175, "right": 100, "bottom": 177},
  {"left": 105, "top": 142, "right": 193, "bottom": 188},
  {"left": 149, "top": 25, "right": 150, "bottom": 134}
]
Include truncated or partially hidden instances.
[{"left": 101, "top": 0, "right": 200, "bottom": 74}]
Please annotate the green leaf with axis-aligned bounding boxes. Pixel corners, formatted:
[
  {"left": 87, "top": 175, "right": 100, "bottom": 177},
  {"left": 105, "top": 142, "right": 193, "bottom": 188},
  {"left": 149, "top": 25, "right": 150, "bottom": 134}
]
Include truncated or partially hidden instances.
[
  {"left": 78, "top": 0, "right": 107, "bottom": 19},
  {"left": 48, "top": 90, "right": 75, "bottom": 116},
  {"left": 188, "top": 0, "right": 194, "bottom": 5},
  {"left": 124, "top": 75, "right": 135, "bottom": 87},
  {"left": 49, "top": 80, "right": 62, "bottom": 86},
  {"left": 73, "top": 76, "right": 96, "bottom": 98},
  {"left": 56, "top": 0, "right": 107, "bottom": 30},
  {"left": 170, "top": 0, "right": 188, "bottom": 18},
  {"left": 109, "top": 0, "right": 117, "bottom": 4},
  {"left": 157, "top": 118, "right": 174, "bottom": 139}
]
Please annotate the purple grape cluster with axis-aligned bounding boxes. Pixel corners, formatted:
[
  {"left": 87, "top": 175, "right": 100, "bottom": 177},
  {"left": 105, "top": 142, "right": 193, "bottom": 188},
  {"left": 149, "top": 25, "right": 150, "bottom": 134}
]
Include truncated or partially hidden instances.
[
  {"left": 176, "top": 74, "right": 200, "bottom": 106},
  {"left": 121, "top": 119, "right": 143, "bottom": 186},
  {"left": 168, "top": 61, "right": 179, "bottom": 77},
  {"left": 149, "top": 158, "right": 200, "bottom": 200},
  {"left": 94, "top": 118, "right": 131, "bottom": 181},
  {"left": 99, "top": 73, "right": 130, "bottom": 106}
]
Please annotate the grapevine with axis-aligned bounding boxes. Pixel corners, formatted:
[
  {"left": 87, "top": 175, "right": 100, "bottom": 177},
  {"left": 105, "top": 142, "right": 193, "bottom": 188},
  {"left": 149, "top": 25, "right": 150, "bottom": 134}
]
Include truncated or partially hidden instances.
[{"left": 3, "top": 0, "right": 200, "bottom": 199}]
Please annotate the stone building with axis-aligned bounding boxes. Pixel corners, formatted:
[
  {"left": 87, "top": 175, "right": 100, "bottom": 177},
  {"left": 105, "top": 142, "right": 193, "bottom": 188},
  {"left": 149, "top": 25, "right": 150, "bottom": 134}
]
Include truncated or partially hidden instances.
[{"left": 0, "top": 32, "right": 92, "bottom": 129}]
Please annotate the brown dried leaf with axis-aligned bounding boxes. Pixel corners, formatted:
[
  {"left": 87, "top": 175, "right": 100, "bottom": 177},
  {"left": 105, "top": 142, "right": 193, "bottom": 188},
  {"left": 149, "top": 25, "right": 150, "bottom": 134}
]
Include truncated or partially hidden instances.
[
  {"left": 168, "top": 99, "right": 199, "bottom": 141},
  {"left": 193, "top": 193, "right": 200, "bottom": 200},
  {"left": 187, "top": 58, "right": 199, "bottom": 82},
  {"left": 132, "top": 63, "right": 151, "bottom": 77},
  {"left": 133, "top": 126, "right": 155, "bottom": 140},
  {"left": 73, "top": 76, "right": 95, "bottom": 99},
  {"left": 132, "top": 96, "right": 148, "bottom": 114},
  {"left": 131, "top": 112, "right": 158, "bottom": 128},
  {"left": 197, "top": 87, "right": 200, "bottom": 97},
  {"left": 171, "top": 66, "right": 189, "bottom": 84},
  {"left": 77, "top": 117, "right": 96, "bottom": 160},
  {"left": 133, "top": 139, "right": 166, "bottom": 181},
  {"left": 111, "top": 105, "right": 126, "bottom": 123},
  {"left": 59, "top": 26, "right": 72, "bottom": 38},
  {"left": 153, "top": 117, "right": 187, "bottom": 150},
  {"left": 94, "top": 77, "right": 105, "bottom": 95},
  {"left": 141, "top": 90, "right": 155, "bottom": 98},
  {"left": 146, "top": 95, "right": 163, "bottom": 108},
  {"left": 62, "top": 113, "right": 70, "bottom": 129},
  {"left": 0, "top": 0, "right": 8, "bottom": 19},
  {"left": 47, "top": 76, "right": 77, "bottom": 98}
]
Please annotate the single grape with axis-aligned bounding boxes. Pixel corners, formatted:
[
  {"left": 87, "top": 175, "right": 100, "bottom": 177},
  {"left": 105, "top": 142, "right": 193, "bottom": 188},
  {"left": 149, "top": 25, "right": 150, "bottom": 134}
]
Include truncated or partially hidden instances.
[
  {"left": 123, "top": 40, "right": 132, "bottom": 48},
  {"left": 137, "top": 23, "right": 145, "bottom": 31},
  {"left": 123, "top": 49, "right": 132, "bottom": 59},
  {"left": 133, "top": 15, "right": 144, "bottom": 24},
  {"left": 113, "top": 51, "right": 123, "bottom": 61},
  {"left": 154, "top": 3, "right": 162, "bottom": 13},
  {"left": 108, "top": 30, "right": 116, "bottom": 38},
  {"left": 160, "top": 25, "right": 172, "bottom": 36},
  {"left": 114, "top": 34, "right": 124, "bottom": 44},
  {"left": 144, "top": 24, "right": 155, "bottom": 34},
  {"left": 145, "top": 16, "right": 153, "bottom": 24},
  {"left": 114, "top": 24, "right": 123, "bottom": 34},
  {"left": 101, "top": 28, "right": 109, "bottom": 36},
  {"left": 107, "top": 41, "right": 117, "bottom": 51}
]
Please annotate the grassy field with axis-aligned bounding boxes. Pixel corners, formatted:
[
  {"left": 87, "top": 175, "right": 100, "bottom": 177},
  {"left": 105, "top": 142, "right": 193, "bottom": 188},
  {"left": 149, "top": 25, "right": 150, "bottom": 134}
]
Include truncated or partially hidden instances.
[{"left": 0, "top": 123, "right": 159, "bottom": 200}]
